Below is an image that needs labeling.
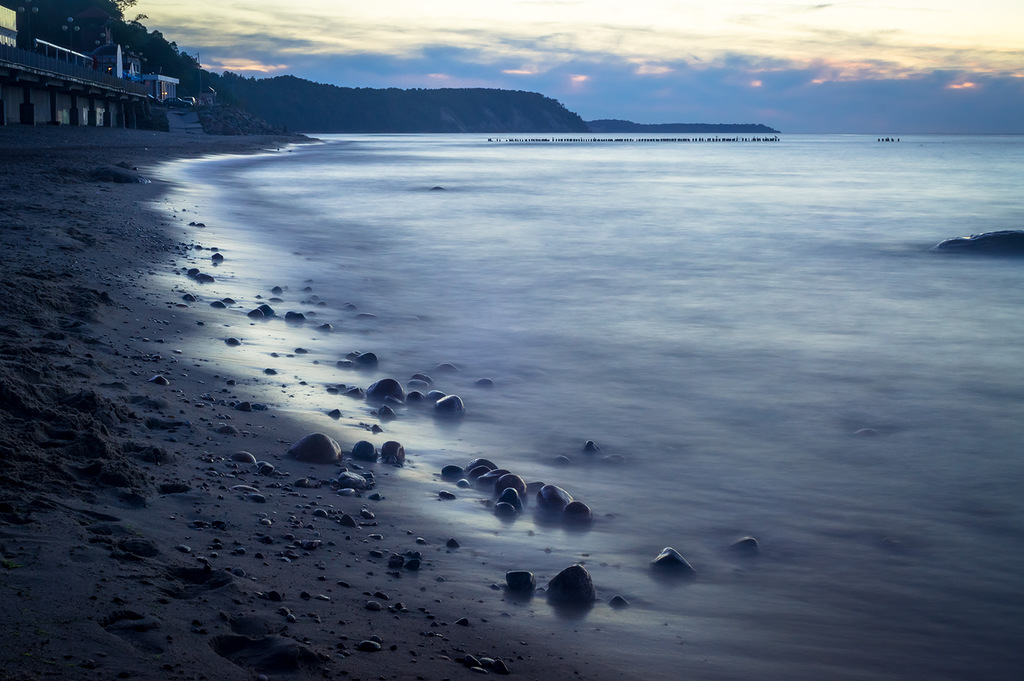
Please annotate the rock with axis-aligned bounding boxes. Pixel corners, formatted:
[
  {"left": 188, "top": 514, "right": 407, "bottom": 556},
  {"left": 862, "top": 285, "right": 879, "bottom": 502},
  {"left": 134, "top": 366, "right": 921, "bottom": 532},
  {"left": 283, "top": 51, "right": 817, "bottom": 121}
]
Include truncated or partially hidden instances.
[
  {"left": 148, "top": 374, "right": 170, "bottom": 386},
  {"left": 546, "top": 564, "right": 596, "bottom": 604},
  {"left": 92, "top": 165, "right": 148, "bottom": 183},
  {"left": 466, "top": 457, "right": 497, "bottom": 472},
  {"left": 446, "top": 537, "right": 461, "bottom": 548},
  {"left": 536, "top": 484, "right": 573, "bottom": 512},
  {"left": 195, "top": 273, "right": 215, "bottom": 284},
  {"left": 505, "top": 570, "right": 536, "bottom": 593},
  {"left": 356, "top": 640, "right": 382, "bottom": 652},
  {"left": 553, "top": 455, "right": 572, "bottom": 466},
  {"left": 475, "top": 468, "right": 511, "bottom": 491},
  {"left": 366, "top": 378, "right": 405, "bottom": 403},
  {"left": 231, "top": 451, "right": 257, "bottom": 463},
  {"left": 380, "top": 440, "right": 405, "bottom": 465},
  {"left": 288, "top": 432, "right": 342, "bottom": 463},
  {"left": 438, "top": 490, "right": 457, "bottom": 500},
  {"left": 582, "top": 440, "right": 601, "bottom": 453},
  {"left": 225, "top": 337, "right": 241, "bottom": 346},
  {"left": 650, "top": 547, "right": 697, "bottom": 576},
  {"left": 433, "top": 394, "right": 466, "bottom": 417},
  {"left": 494, "top": 501, "right": 518, "bottom": 518},
  {"left": 211, "top": 252, "right": 224, "bottom": 263},
  {"left": 182, "top": 293, "right": 197, "bottom": 302},
  {"left": 284, "top": 311, "right": 306, "bottom": 323},
  {"left": 247, "top": 308, "right": 265, "bottom": 319},
  {"left": 351, "top": 440, "right": 377, "bottom": 462},
  {"left": 377, "top": 404, "right": 396, "bottom": 420},
  {"left": 730, "top": 536, "right": 760, "bottom": 554},
  {"left": 474, "top": 378, "right": 494, "bottom": 388},
  {"left": 434, "top": 362, "right": 460, "bottom": 373},
  {"left": 440, "top": 464, "right": 465, "bottom": 480},
  {"left": 931, "top": 230, "right": 1024, "bottom": 255},
  {"left": 496, "top": 487, "right": 524, "bottom": 512},
  {"left": 337, "top": 471, "right": 369, "bottom": 490},
  {"left": 495, "top": 473, "right": 526, "bottom": 497},
  {"left": 562, "top": 500, "right": 593, "bottom": 524},
  {"left": 257, "top": 304, "right": 275, "bottom": 317},
  {"left": 210, "top": 300, "right": 227, "bottom": 309},
  {"left": 318, "top": 323, "right": 333, "bottom": 332},
  {"left": 353, "top": 352, "right": 378, "bottom": 368},
  {"left": 609, "top": 595, "right": 630, "bottom": 609}
]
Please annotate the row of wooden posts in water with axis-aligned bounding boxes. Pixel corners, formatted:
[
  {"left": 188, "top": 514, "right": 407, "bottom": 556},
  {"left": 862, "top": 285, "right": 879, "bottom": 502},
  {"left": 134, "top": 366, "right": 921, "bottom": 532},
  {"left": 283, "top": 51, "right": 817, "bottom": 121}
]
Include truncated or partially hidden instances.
[{"left": 488, "top": 136, "right": 782, "bottom": 143}]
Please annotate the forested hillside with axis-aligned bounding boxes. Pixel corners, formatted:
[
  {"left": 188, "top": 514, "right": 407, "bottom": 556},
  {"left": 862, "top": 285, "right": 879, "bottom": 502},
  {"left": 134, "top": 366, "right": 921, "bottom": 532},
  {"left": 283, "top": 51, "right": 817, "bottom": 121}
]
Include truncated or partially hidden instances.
[{"left": 208, "top": 74, "right": 589, "bottom": 133}]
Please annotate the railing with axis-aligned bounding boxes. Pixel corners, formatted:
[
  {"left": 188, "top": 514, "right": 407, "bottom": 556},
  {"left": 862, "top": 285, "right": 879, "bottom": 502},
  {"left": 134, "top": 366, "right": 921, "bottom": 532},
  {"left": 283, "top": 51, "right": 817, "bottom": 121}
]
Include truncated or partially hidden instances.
[{"left": 0, "top": 42, "right": 146, "bottom": 96}]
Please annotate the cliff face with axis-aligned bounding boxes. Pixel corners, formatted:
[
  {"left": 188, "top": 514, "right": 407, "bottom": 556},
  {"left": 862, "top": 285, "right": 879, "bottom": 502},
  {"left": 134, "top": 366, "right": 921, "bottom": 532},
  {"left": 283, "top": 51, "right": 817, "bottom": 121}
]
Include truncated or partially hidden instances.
[{"left": 222, "top": 75, "right": 589, "bottom": 133}]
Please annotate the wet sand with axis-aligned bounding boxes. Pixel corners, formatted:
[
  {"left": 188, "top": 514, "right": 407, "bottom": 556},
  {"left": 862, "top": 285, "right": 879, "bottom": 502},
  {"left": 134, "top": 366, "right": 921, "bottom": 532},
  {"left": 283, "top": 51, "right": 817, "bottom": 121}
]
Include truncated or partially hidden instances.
[{"left": 0, "top": 127, "right": 621, "bottom": 681}]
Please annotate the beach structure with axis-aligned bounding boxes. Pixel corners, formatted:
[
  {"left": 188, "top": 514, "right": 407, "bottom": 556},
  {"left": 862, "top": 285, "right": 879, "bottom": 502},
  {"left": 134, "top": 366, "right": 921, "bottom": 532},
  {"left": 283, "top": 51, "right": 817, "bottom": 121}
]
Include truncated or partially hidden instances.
[{"left": 0, "top": 5, "right": 148, "bottom": 127}]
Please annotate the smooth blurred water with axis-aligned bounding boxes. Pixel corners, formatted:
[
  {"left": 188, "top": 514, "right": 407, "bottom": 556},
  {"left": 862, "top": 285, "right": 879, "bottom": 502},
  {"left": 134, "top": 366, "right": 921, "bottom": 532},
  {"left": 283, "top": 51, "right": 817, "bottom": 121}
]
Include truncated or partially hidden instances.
[{"left": 157, "top": 134, "right": 1024, "bottom": 680}]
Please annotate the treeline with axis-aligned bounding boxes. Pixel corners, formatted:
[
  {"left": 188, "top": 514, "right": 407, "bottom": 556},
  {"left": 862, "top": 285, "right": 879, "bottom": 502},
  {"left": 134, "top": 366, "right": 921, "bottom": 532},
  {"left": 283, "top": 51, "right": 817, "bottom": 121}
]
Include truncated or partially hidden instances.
[
  {"left": 205, "top": 74, "right": 590, "bottom": 133},
  {"left": 587, "top": 119, "right": 781, "bottom": 134}
]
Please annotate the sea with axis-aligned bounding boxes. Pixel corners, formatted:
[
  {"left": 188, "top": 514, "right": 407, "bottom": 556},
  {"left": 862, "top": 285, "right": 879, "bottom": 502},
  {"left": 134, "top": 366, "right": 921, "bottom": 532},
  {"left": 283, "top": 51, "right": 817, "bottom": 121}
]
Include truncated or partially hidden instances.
[{"left": 153, "top": 134, "right": 1024, "bottom": 680}]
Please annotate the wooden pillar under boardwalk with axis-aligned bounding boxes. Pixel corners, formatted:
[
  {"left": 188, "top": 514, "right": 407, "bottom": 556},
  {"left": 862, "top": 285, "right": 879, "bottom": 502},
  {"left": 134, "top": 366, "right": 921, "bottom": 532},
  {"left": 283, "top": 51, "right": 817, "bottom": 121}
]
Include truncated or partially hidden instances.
[{"left": 70, "top": 94, "right": 80, "bottom": 126}]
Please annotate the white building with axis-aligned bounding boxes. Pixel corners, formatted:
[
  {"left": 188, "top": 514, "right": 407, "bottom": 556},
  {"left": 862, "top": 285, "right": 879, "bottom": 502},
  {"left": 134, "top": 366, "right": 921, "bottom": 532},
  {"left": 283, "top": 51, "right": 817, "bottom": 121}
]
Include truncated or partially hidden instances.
[{"left": 0, "top": 6, "right": 16, "bottom": 48}]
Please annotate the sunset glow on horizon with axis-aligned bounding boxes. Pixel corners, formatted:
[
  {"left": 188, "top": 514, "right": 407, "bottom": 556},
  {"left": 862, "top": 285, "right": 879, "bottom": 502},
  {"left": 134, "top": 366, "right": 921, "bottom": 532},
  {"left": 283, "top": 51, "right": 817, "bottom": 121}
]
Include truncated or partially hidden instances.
[{"left": 133, "top": 0, "right": 1024, "bottom": 132}]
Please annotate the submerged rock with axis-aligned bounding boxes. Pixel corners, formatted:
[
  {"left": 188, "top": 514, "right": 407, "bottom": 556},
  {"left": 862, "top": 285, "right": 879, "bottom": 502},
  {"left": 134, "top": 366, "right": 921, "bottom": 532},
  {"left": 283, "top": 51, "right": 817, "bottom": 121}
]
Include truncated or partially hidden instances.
[
  {"left": 562, "top": 500, "right": 593, "bottom": 524},
  {"left": 366, "top": 378, "right": 405, "bottom": 403},
  {"left": 433, "top": 394, "right": 465, "bottom": 417},
  {"left": 495, "top": 473, "right": 526, "bottom": 497},
  {"left": 536, "top": 484, "right": 573, "bottom": 512},
  {"left": 730, "top": 536, "right": 760, "bottom": 555},
  {"left": 497, "top": 487, "right": 524, "bottom": 512},
  {"left": 288, "top": 433, "right": 342, "bottom": 464},
  {"left": 932, "top": 229, "right": 1024, "bottom": 255},
  {"left": 546, "top": 564, "right": 596, "bottom": 604},
  {"left": 650, "top": 547, "right": 697, "bottom": 576}
]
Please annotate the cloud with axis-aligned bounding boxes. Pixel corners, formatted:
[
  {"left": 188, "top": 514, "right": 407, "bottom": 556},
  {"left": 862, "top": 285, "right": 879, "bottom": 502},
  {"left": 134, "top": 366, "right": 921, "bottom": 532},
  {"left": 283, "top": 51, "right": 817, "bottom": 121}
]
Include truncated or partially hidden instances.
[{"left": 132, "top": 0, "right": 1024, "bottom": 132}]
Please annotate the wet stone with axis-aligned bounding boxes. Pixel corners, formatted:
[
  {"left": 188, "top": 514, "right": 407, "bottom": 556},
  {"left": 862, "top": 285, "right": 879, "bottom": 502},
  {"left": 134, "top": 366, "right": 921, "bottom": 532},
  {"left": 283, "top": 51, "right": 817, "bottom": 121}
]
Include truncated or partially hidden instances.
[
  {"left": 547, "top": 564, "right": 596, "bottom": 604},
  {"left": 288, "top": 432, "right": 342, "bottom": 464},
  {"left": 651, "top": 547, "right": 697, "bottom": 576}
]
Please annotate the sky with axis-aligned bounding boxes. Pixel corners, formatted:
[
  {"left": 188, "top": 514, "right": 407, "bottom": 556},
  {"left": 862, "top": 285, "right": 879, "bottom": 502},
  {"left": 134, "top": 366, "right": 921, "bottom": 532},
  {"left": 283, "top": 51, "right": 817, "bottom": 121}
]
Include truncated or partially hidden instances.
[{"left": 132, "top": 0, "right": 1024, "bottom": 133}]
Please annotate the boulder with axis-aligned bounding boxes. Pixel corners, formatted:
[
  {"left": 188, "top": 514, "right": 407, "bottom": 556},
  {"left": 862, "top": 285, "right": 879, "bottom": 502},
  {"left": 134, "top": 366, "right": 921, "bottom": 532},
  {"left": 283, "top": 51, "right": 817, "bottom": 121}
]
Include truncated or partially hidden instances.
[
  {"left": 380, "top": 441, "right": 405, "bottom": 466},
  {"left": 351, "top": 440, "right": 377, "bottom": 462},
  {"left": 366, "top": 378, "right": 405, "bottom": 403},
  {"left": 505, "top": 570, "right": 535, "bottom": 593},
  {"left": 287, "top": 433, "right": 342, "bottom": 463},
  {"left": 546, "top": 564, "right": 595, "bottom": 604}
]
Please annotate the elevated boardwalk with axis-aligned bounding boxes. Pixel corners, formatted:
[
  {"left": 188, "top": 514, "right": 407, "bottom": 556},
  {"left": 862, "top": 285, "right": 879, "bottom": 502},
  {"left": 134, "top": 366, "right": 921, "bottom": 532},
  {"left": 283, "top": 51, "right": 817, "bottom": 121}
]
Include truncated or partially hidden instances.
[{"left": 0, "top": 43, "right": 148, "bottom": 127}]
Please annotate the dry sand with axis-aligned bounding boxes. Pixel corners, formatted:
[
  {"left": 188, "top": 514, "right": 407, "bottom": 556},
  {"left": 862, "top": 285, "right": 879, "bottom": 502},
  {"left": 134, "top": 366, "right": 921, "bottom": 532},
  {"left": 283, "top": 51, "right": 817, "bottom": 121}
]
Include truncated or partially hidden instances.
[{"left": 0, "top": 127, "right": 627, "bottom": 681}]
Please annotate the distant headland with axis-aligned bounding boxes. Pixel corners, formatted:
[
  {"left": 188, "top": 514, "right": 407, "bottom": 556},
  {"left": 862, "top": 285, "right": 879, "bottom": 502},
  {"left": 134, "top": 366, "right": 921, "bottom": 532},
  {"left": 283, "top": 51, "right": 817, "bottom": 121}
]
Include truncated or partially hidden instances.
[{"left": 587, "top": 119, "right": 780, "bottom": 134}]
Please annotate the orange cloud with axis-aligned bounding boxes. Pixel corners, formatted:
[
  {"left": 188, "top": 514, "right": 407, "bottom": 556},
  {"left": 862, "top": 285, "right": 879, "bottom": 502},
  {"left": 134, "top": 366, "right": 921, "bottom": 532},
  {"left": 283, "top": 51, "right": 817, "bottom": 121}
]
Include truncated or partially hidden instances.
[
  {"left": 947, "top": 81, "right": 977, "bottom": 89},
  {"left": 206, "top": 58, "right": 289, "bottom": 73}
]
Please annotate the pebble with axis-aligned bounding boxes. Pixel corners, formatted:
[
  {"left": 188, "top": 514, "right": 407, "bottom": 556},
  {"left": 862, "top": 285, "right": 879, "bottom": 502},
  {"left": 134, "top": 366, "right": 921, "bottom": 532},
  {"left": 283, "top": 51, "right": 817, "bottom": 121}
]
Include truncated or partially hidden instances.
[
  {"left": 365, "top": 600, "right": 383, "bottom": 611},
  {"left": 609, "top": 595, "right": 630, "bottom": 609},
  {"left": 438, "top": 490, "right": 457, "bottom": 500},
  {"left": 440, "top": 464, "right": 465, "bottom": 480},
  {"left": 730, "top": 536, "right": 760, "bottom": 554},
  {"left": 356, "top": 640, "right": 382, "bottom": 652},
  {"left": 446, "top": 537, "right": 461, "bottom": 549},
  {"left": 148, "top": 374, "right": 170, "bottom": 386},
  {"left": 225, "top": 337, "right": 241, "bottom": 346}
]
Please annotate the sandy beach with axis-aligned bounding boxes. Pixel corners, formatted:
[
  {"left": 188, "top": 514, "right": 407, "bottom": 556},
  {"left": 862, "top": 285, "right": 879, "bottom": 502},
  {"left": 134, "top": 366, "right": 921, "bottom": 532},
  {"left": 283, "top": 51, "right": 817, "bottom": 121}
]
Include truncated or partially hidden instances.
[{"left": 0, "top": 127, "right": 620, "bottom": 681}]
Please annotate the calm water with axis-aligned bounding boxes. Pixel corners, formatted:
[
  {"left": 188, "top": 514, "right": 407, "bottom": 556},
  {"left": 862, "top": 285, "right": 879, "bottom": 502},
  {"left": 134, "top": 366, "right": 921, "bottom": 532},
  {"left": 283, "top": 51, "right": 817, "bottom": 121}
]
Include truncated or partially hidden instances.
[{"left": 156, "top": 134, "right": 1024, "bottom": 679}]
